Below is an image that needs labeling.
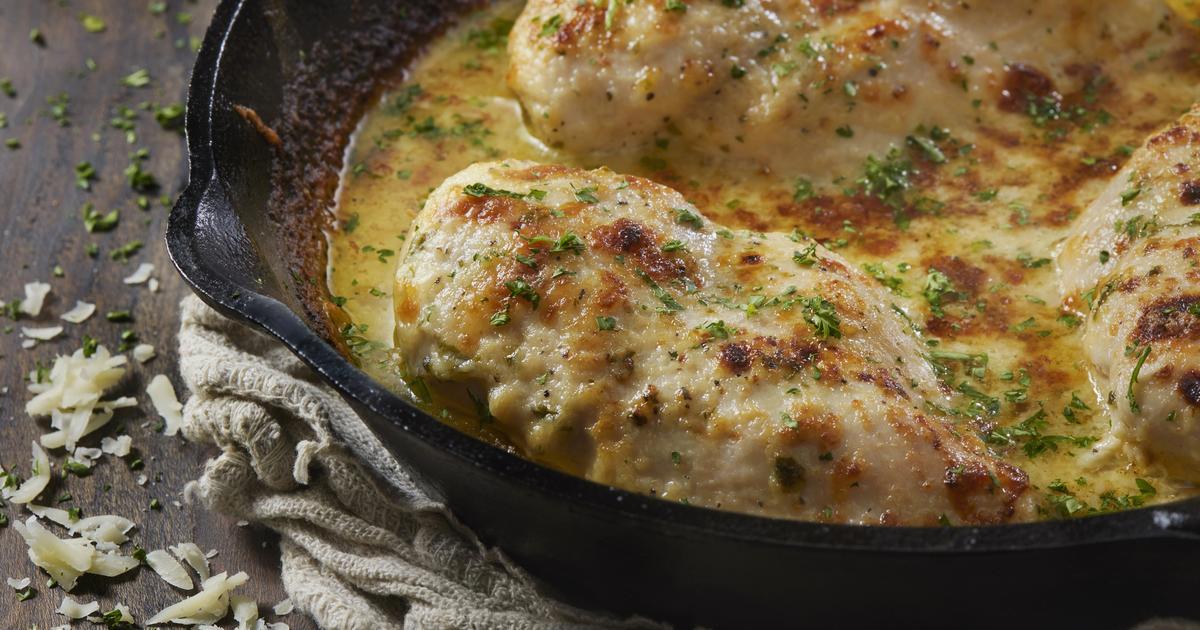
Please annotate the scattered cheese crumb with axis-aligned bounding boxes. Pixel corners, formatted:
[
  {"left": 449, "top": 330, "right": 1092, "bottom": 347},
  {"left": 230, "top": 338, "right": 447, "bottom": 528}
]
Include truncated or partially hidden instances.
[
  {"left": 57, "top": 595, "right": 101, "bottom": 619},
  {"left": 22, "top": 325, "right": 64, "bottom": 341},
  {"left": 149, "top": 277, "right": 160, "bottom": 293},
  {"left": 100, "top": 435, "right": 133, "bottom": 457},
  {"left": 272, "top": 598, "right": 294, "bottom": 615},
  {"left": 147, "top": 374, "right": 184, "bottom": 436},
  {"left": 170, "top": 542, "right": 210, "bottom": 582},
  {"left": 232, "top": 594, "right": 258, "bottom": 630},
  {"left": 60, "top": 301, "right": 96, "bottom": 324},
  {"left": 137, "top": 474, "right": 149, "bottom": 486},
  {"left": 122, "top": 263, "right": 155, "bottom": 285},
  {"left": 27, "top": 345, "right": 128, "bottom": 452},
  {"left": 133, "top": 343, "right": 157, "bottom": 363},
  {"left": 147, "top": 549, "right": 194, "bottom": 590},
  {"left": 21, "top": 339, "right": 36, "bottom": 349},
  {"left": 12, "top": 517, "right": 136, "bottom": 591},
  {"left": 25, "top": 505, "right": 136, "bottom": 546},
  {"left": 3, "top": 442, "right": 51, "bottom": 505},
  {"left": 146, "top": 571, "right": 250, "bottom": 625},
  {"left": 6, "top": 577, "right": 31, "bottom": 590},
  {"left": 73, "top": 446, "right": 103, "bottom": 462},
  {"left": 20, "top": 281, "right": 51, "bottom": 316},
  {"left": 107, "top": 603, "right": 135, "bottom": 624}
]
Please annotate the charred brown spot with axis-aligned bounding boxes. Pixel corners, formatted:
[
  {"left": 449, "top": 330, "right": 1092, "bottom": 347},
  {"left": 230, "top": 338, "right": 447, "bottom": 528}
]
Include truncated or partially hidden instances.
[
  {"left": 740, "top": 253, "right": 763, "bottom": 265},
  {"left": 718, "top": 341, "right": 752, "bottom": 375},
  {"left": 772, "top": 456, "right": 806, "bottom": 491},
  {"left": 779, "top": 408, "right": 844, "bottom": 452},
  {"left": 857, "top": 370, "right": 909, "bottom": 399},
  {"left": 998, "top": 63, "right": 1058, "bottom": 114},
  {"left": 1149, "top": 123, "right": 1200, "bottom": 147},
  {"left": 1180, "top": 372, "right": 1200, "bottom": 407},
  {"left": 1181, "top": 180, "right": 1200, "bottom": 206},
  {"left": 552, "top": 4, "right": 605, "bottom": 50},
  {"left": 590, "top": 218, "right": 696, "bottom": 284},
  {"left": 776, "top": 194, "right": 910, "bottom": 256},
  {"left": 943, "top": 456, "right": 1028, "bottom": 525},
  {"left": 927, "top": 255, "right": 987, "bottom": 297},
  {"left": 449, "top": 194, "right": 526, "bottom": 224},
  {"left": 1133, "top": 295, "right": 1200, "bottom": 344}
]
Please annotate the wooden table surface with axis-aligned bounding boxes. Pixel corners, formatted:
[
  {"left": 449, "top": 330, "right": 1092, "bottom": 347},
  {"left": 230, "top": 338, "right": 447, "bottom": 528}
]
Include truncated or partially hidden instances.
[{"left": 0, "top": 2, "right": 313, "bottom": 627}]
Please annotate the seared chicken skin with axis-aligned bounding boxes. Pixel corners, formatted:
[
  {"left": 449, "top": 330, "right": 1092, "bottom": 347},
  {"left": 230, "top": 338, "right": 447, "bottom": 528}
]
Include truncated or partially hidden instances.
[
  {"left": 507, "top": 0, "right": 1168, "bottom": 174},
  {"left": 394, "top": 160, "right": 1032, "bottom": 524},
  {"left": 1058, "top": 107, "right": 1200, "bottom": 482}
]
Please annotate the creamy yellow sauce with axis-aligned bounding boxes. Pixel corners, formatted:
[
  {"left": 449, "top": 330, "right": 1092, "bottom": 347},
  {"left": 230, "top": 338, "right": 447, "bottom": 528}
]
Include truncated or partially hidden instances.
[{"left": 328, "top": 0, "right": 1200, "bottom": 519}]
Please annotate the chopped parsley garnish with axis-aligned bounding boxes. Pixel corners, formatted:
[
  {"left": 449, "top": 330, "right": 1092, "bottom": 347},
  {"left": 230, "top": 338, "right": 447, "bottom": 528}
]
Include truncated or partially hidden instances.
[
  {"left": 862, "top": 263, "right": 905, "bottom": 295},
  {"left": 1062, "top": 392, "right": 1090, "bottom": 423},
  {"left": 792, "top": 178, "right": 815, "bottom": 202},
  {"left": 489, "top": 309, "right": 510, "bottom": 326},
  {"left": 550, "top": 232, "right": 585, "bottom": 254},
  {"left": 81, "top": 14, "right": 106, "bottom": 32},
  {"left": 858, "top": 147, "right": 913, "bottom": 209},
  {"left": 539, "top": 14, "right": 563, "bottom": 37},
  {"left": 154, "top": 103, "right": 185, "bottom": 130},
  {"left": 574, "top": 186, "right": 600, "bottom": 204},
  {"left": 921, "top": 269, "right": 955, "bottom": 317},
  {"left": 675, "top": 207, "right": 703, "bottom": 228},
  {"left": 467, "top": 17, "right": 514, "bottom": 51},
  {"left": 799, "top": 296, "right": 842, "bottom": 339},
  {"left": 702, "top": 320, "right": 733, "bottom": 339},
  {"left": 987, "top": 408, "right": 1097, "bottom": 458},
  {"left": 110, "top": 240, "right": 143, "bottom": 262},
  {"left": 906, "top": 135, "right": 946, "bottom": 164},
  {"left": 463, "top": 182, "right": 539, "bottom": 200},
  {"left": 1119, "top": 187, "right": 1141, "bottom": 206},
  {"left": 82, "top": 204, "right": 119, "bottom": 232},
  {"left": 1127, "top": 344, "right": 1151, "bottom": 412},
  {"left": 74, "top": 161, "right": 96, "bottom": 190},
  {"left": 661, "top": 240, "right": 686, "bottom": 252},
  {"left": 596, "top": 316, "right": 617, "bottom": 331},
  {"left": 792, "top": 243, "right": 818, "bottom": 267},
  {"left": 504, "top": 279, "right": 540, "bottom": 308},
  {"left": 121, "top": 68, "right": 151, "bottom": 88},
  {"left": 1016, "top": 252, "right": 1051, "bottom": 269},
  {"left": 635, "top": 269, "right": 684, "bottom": 312}
]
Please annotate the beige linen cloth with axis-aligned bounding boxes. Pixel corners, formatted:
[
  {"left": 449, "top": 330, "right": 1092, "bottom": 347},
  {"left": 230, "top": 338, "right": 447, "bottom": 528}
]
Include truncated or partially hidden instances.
[{"left": 177, "top": 295, "right": 656, "bottom": 629}]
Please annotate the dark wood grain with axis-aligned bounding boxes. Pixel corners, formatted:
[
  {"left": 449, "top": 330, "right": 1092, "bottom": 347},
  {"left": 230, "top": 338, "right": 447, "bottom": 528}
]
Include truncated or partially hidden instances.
[{"left": 0, "top": 2, "right": 313, "bottom": 627}]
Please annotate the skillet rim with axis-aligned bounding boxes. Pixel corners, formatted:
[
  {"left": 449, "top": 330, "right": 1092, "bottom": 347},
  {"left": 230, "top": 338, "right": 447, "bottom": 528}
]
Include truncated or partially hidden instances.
[{"left": 166, "top": 0, "right": 1200, "bottom": 554}]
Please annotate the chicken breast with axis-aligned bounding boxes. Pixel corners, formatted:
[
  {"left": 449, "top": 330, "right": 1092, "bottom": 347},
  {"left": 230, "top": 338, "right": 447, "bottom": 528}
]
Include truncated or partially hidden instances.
[
  {"left": 394, "top": 160, "right": 1032, "bottom": 524},
  {"left": 1057, "top": 107, "right": 1200, "bottom": 482},
  {"left": 507, "top": 0, "right": 1168, "bottom": 174}
]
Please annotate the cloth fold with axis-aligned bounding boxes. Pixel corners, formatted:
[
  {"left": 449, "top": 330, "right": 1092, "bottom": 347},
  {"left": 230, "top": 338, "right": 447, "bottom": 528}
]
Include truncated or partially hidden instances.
[{"left": 177, "top": 295, "right": 651, "bottom": 629}]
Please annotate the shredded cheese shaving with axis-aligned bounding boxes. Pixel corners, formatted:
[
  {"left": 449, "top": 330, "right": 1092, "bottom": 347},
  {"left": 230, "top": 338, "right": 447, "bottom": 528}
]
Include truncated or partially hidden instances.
[
  {"left": 3, "top": 442, "right": 51, "bottom": 505},
  {"left": 146, "top": 571, "right": 250, "bottom": 626},
  {"left": 146, "top": 374, "right": 184, "bottom": 436}
]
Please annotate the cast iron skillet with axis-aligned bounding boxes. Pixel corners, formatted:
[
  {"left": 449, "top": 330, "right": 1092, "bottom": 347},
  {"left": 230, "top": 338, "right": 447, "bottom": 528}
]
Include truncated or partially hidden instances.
[{"left": 168, "top": 1, "right": 1200, "bottom": 627}]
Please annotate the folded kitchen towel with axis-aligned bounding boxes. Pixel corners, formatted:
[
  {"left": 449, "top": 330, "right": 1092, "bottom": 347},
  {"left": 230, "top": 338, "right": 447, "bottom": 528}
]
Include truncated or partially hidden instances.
[{"left": 176, "top": 294, "right": 657, "bottom": 630}]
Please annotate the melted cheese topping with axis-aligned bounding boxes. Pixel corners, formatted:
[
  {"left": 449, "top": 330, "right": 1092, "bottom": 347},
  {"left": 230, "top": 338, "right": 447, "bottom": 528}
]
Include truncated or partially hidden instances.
[{"left": 328, "top": 0, "right": 1200, "bottom": 521}]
